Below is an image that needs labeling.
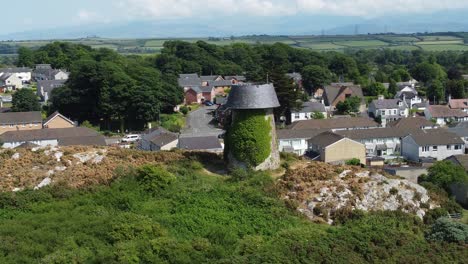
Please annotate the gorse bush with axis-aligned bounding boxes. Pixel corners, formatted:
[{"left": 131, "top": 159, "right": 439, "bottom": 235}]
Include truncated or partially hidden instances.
[
  {"left": 136, "top": 164, "right": 176, "bottom": 191},
  {"left": 227, "top": 110, "right": 272, "bottom": 167},
  {"left": 426, "top": 218, "right": 468, "bottom": 244}
]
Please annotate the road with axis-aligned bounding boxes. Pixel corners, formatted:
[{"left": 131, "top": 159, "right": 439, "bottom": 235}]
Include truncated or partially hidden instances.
[{"left": 181, "top": 105, "right": 224, "bottom": 138}]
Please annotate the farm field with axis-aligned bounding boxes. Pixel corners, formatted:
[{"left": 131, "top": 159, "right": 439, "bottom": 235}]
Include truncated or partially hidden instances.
[{"left": 1, "top": 33, "right": 468, "bottom": 56}]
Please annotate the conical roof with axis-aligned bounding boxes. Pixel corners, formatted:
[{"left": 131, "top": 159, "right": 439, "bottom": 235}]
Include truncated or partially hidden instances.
[{"left": 226, "top": 84, "right": 280, "bottom": 109}]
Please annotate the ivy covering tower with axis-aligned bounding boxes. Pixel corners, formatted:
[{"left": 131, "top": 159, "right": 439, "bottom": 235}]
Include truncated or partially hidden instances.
[{"left": 225, "top": 84, "right": 280, "bottom": 171}]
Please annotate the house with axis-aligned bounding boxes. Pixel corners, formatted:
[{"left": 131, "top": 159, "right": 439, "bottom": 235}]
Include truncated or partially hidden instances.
[
  {"left": 448, "top": 98, "right": 468, "bottom": 113},
  {"left": 308, "top": 131, "right": 366, "bottom": 165},
  {"left": 277, "top": 129, "right": 328, "bottom": 156},
  {"left": 178, "top": 136, "right": 223, "bottom": 153},
  {"left": 37, "top": 79, "right": 66, "bottom": 102},
  {"left": 424, "top": 105, "right": 468, "bottom": 126},
  {"left": 201, "top": 86, "right": 215, "bottom": 102},
  {"left": 138, "top": 127, "right": 178, "bottom": 151},
  {"left": 336, "top": 127, "right": 410, "bottom": 157},
  {"left": 368, "top": 96, "right": 409, "bottom": 127},
  {"left": 0, "top": 111, "right": 42, "bottom": 135},
  {"left": 0, "top": 127, "right": 106, "bottom": 149},
  {"left": 185, "top": 87, "right": 203, "bottom": 104},
  {"left": 290, "top": 117, "right": 379, "bottom": 131},
  {"left": 178, "top": 74, "right": 202, "bottom": 91},
  {"left": 387, "top": 116, "right": 438, "bottom": 130},
  {"left": 394, "top": 85, "right": 423, "bottom": 108},
  {"left": 448, "top": 125, "right": 468, "bottom": 153},
  {"left": 322, "top": 83, "right": 365, "bottom": 112},
  {"left": 43, "top": 111, "right": 76, "bottom": 129},
  {"left": 290, "top": 101, "right": 327, "bottom": 123},
  {"left": 208, "top": 80, "right": 236, "bottom": 96},
  {"left": 0, "top": 73, "right": 23, "bottom": 91},
  {"left": 33, "top": 64, "right": 69, "bottom": 81},
  {"left": 401, "top": 129, "right": 465, "bottom": 161},
  {"left": 0, "top": 67, "right": 32, "bottom": 83},
  {"left": 179, "top": 74, "right": 245, "bottom": 104}
]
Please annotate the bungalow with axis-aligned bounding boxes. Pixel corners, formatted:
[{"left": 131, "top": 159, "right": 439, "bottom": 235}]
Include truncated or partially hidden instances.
[
  {"left": 322, "top": 83, "right": 365, "bottom": 112},
  {"left": 33, "top": 64, "right": 69, "bottom": 81},
  {"left": 290, "top": 101, "right": 327, "bottom": 123},
  {"left": 277, "top": 129, "right": 327, "bottom": 156},
  {"left": 37, "top": 79, "right": 66, "bottom": 102},
  {"left": 178, "top": 136, "right": 223, "bottom": 153},
  {"left": 0, "top": 127, "right": 106, "bottom": 149},
  {"left": 0, "top": 111, "right": 42, "bottom": 135},
  {"left": 368, "top": 96, "right": 409, "bottom": 127},
  {"left": 424, "top": 105, "right": 468, "bottom": 126},
  {"left": 0, "top": 73, "right": 23, "bottom": 91},
  {"left": 185, "top": 87, "right": 203, "bottom": 104},
  {"left": 43, "top": 111, "right": 76, "bottom": 129},
  {"left": 0, "top": 67, "right": 32, "bottom": 83},
  {"left": 401, "top": 129, "right": 465, "bottom": 161},
  {"left": 138, "top": 127, "right": 178, "bottom": 151},
  {"left": 308, "top": 131, "right": 366, "bottom": 165},
  {"left": 448, "top": 125, "right": 468, "bottom": 153}
]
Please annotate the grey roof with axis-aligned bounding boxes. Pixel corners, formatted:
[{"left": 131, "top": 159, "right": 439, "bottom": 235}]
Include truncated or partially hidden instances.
[
  {"left": 387, "top": 117, "right": 436, "bottom": 129},
  {"left": 200, "top": 75, "right": 222, "bottom": 81},
  {"left": 405, "top": 129, "right": 465, "bottom": 146},
  {"left": 225, "top": 84, "right": 280, "bottom": 109},
  {"left": 178, "top": 136, "right": 222, "bottom": 150},
  {"left": 179, "top": 73, "right": 199, "bottom": 79},
  {"left": 369, "top": 99, "right": 406, "bottom": 110},
  {"left": 455, "top": 122, "right": 468, "bottom": 128},
  {"left": 0, "top": 111, "right": 42, "bottom": 125},
  {"left": 209, "top": 80, "right": 234, "bottom": 86},
  {"left": 37, "top": 79, "right": 66, "bottom": 95},
  {"left": 187, "top": 86, "right": 202, "bottom": 93},
  {"left": 448, "top": 127, "right": 468, "bottom": 137},
  {"left": 308, "top": 131, "right": 344, "bottom": 148},
  {"left": 215, "top": 97, "right": 227, "bottom": 105},
  {"left": 1, "top": 127, "right": 105, "bottom": 145},
  {"left": 277, "top": 128, "right": 329, "bottom": 140},
  {"left": 336, "top": 127, "right": 410, "bottom": 140},
  {"left": 178, "top": 74, "right": 202, "bottom": 87},
  {"left": 0, "top": 67, "right": 31, "bottom": 73},
  {"left": 225, "top": 75, "right": 246, "bottom": 81},
  {"left": 141, "top": 127, "right": 178, "bottom": 147},
  {"left": 294, "top": 101, "right": 326, "bottom": 113},
  {"left": 200, "top": 86, "right": 214, "bottom": 93},
  {"left": 427, "top": 105, "right": 468, "bottom": 118},
  {"left": 290, "top": 117, "right": 378, "bottom": 130},
  {"left": 34, "top": 66, "right": 67, "bottom": 80},
  {"left": 0, "top": 73, "right": 13, "bottom": 81}
]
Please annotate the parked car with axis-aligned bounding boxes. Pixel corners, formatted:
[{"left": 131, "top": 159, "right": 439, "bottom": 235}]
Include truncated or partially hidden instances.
[
  {"left": 121, "top": 134, "right": 140, "bottom": 142},
  {"left": 204, "top": 101, "right": 214, "bottom": 106}
]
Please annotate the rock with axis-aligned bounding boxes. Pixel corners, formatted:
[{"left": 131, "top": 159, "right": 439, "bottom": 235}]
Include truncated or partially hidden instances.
[
  {"left": 11, "top": 153, "right": 20, "bottom": 160},
  {"left": 54, "top": 152, "right": 63, "bottom": 162},
  {"left": 34, "top": 177, "right": 52, "bottom": 190},
  {"left": 12, "top": 187, "right": 22, "bottom": 192}
]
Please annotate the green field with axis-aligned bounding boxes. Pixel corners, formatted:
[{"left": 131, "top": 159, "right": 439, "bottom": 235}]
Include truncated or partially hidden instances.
[{"left": 2, "top": 33, "right": 468, "bottom": 55}]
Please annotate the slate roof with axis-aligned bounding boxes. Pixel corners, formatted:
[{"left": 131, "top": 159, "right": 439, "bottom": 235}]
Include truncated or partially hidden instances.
[
  {"left": 200, "top": 75, "right": 222, "bottom": 81},
  {"left": 0, "top": 67, "right": 31, "bottom": 73},
  {"left": 0, "top": 111, "right": 42, "bottom": 125},
  {"left": 323, "top": 84, "right": 364, "bottom": 106},
  {"left": 1, "top": 127, "right": 105, "bottom": 146},
  {"left": 209, "top": 80, "right": 234, "bottom": 86},
  {"left": 308, "top": 131, "right": 344, "bottom": 148},
  {"left": 277, "top": 128, "right": 329, "bottom": 140},
  {"left": 226, "top": 84, "right": 280, "bottom": 109},
  {"left": 225, "top": 75, "right": 246, "bottom": 81},
  {"left": 141, "top": 127, "right": 178, "bottom": 147},
  {"left": 290, "top": 117, "right": 378, "bottom": 130},
  {"left": 37, "top": 80, "right": 66, "bottom": 95},
  {"left": 336, "top": 127, "right": 410, "bottom": 140},
  {"left": 405, "top": 129, "right": 465, "bottom": 146},
  {"left": 187, "top": 86, "right": 202, "bottom": 93},
  {"left": 0, "top": 73, "right": 13, "bottom": 81},
  {"left": 427, "top": 105, "right": 468, "bottom": 118},
  {"left": 178, "top": 136, "right": 222, "bottom": 150},
  {"left": 200, "top": 86, "right": 214, "bottom": 93},
  {"left": 387, "top": 117, "right": 436, "bottom": 129},
  {"left": 215, "top": 97, "right": 227, "bottom": 105},
  {"left": 369, "top": 99, "right": 406, "bottom": 110},
  {"left": 448, "top": 127, "right": 468, "bottom": 137},
  {"left": 449, "top": 99, "right": 468, "bottom": 109},
  {"left": 294, "top": 101, "right": 326, "bottom": 113},
  {"left": 178, "top": 74, "right": 202, "bottom": 87}
]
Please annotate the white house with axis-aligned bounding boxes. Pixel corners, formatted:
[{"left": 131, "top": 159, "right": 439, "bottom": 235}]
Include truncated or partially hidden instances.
[
  {"left": 424, "top": 105, "right": 468, "bottom": 126},
  {"left": 0, "top": 67, "right": 32, "bottom": 83},
  {"left": 33, "top": 64, "right": 69, "bottom": 81},
  {"left": 394, "top": 85, "right": 423, "bottom": 108},
  {"left": 290, "top": 101, "right": 327, "bottom": 123},
  {"left": 138, "top": 127, "right": 178, "bottom": 151},
  {"left": 277, "top": 129, "right": 326, "bottom": 156},
  {"left": 0, "top": 73, "right": 23, "bottom": 91},
  {"left": 401, "top": 129, "right": 465, "bottom": 161},
  {"left": 368, "top": 96, "right": 409, "bottom": 127}
]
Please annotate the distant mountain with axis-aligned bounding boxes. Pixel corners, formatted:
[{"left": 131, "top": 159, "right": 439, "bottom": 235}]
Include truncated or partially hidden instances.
[{"left": 1, "top": 9, "right": 468, "bottom": 40}]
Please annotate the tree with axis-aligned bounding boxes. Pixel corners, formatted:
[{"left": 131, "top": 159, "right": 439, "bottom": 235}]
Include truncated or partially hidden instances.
[
  {"left": 269, "top": 67, "right": 302, "bottom": 121},
  {"left": 446, "top": 80, "right": 466, "bottom": 99},
  {"left": 11, "top": 89, "right": 40, "bottom": 112},
  {"left": 411, "top": 62, "right": 446, "bottom": 84},
  {"left": 328, "top": 53, "right": 359, "bottom": 81},
  {"left": 301, "top": 65, "right": 331, "bottom": 94},
  {"left": 336, "top": 96, "right": 361, "bottom": 114},
  {"left": 17, "top": 47, "right": 34, "bottom": 67},
  {"left": 387, "top": 79, "right": 398, "bottom": 98},
  {"left": 365, "top": 82, "right": 388, "bottom": 97},
  {"left": 311, "top": 111, "right": 325, "bottom": 119},
  {"left": 390, "top": 68, "right": 411, "bottom": 82},
  {"left": 426, "top": 161, "right": 468, "bottom": 191},
  {"left": 427, "top": 79, "right": 445, "bottom": 104}
]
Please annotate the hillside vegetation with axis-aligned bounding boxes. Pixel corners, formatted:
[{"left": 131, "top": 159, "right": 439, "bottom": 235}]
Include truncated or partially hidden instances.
[{"left": 0, "top": 147, "right": 467, "bottom": 263}]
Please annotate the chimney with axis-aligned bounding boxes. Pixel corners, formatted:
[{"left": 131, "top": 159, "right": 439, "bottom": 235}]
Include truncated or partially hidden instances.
[
  {"left": 378, "top": 95, "right": 385, "bottom": 100},
  {"left": 448, "top": 94, "right": 452, "bottom": 102}
]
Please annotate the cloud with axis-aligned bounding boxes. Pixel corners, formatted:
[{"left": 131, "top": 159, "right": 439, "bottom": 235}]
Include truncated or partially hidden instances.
[
  {"left": 77, "top": 9, "right": 98, "bottom": 22},
  {"left": 119, "top": 0, "right": 468, "bottom": 18}
]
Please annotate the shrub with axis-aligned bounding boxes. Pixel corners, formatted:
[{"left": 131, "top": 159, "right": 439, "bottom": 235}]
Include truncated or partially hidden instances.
[
  {"left": 426, "top": 218, "right": 468, "bottom": 244},
  {"left": 180, "top": 106, "right": 189, "bottom": 115},
  {"left": 229, "top": 168, "right": 251, "bottom": 182},
  {"left": 424, "top": 208, "right": 448, "bottom": 225},
  {"left": 227, "top": 110, "right": 271, "bottom": 167},
  {"left": 345, "top": 158, "right": 361, "bottom": 166},
  {"left": 136, "top": 165, "right": 176, "bottom": 192},
  {"left": 332, "top": 207, "right": 365, "bottom": 225},
  {"left": 425, "top": 161, "right": 468, "bottom": 191},
  {"left": 389, "top": 187, "right": 399, "bottom": 195}
]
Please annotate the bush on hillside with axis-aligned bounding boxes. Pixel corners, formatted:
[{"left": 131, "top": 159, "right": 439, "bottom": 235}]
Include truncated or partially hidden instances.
[
  {"left": 426, "top": 218, "right": 468, "bottom": 244},
  {"left": 136, "top": 165, "right": 176, "bottom": 192}
]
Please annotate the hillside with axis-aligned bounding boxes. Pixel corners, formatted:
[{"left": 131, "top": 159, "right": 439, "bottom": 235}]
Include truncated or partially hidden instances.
[{"left": 0, "top": 146, "right": 466, "bottom": 263}]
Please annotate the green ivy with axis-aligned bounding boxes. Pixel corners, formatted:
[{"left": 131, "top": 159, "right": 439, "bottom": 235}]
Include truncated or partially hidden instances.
[{"left": 227, "top": 110, "right": 272, "bottom": 167}]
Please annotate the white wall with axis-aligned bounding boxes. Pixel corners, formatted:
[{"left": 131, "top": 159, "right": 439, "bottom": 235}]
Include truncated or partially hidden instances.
[
  {"left": 54, "top": 71, "right": 69, "bottom": 80},
  {"left": 2, "top": 139, "right": 58, "bottom": 149},
  {"left": 290, "top": 111, "right": 327, "bottom": 123},
  {"left": 402, "top": 136, "right": 465, "bottom": 161},
  {"left": 278, "top": 138, "right": 308, "bottom": 155}
]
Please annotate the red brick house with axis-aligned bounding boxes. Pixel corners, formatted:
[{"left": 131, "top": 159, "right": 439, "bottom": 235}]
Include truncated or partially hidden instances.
[{"left": 185, "top": 87, "right": 203, "bottom": 104}]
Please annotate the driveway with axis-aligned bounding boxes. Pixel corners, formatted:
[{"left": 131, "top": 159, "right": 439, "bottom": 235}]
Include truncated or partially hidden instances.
[{"left": 181, "top": 105, "right": 224, "bottom": 138}]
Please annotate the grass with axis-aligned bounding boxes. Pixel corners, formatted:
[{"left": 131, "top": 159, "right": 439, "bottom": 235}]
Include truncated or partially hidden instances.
[
  {"left": 420, "top": 35, "right": 462, "bottom": 41},
  {"left": 418, "top": 44, "right": 468, "bottom": 51},
  {"left": 379, "top": 36, "right": 420, "bottom": 42},
  {"left": 334, "top": 40, "right": 389, "bottom": 47},
  {"left": 418, "top": 40, "right": 464, "bottom": 45},
  {"left": 462, "top": 209, "right": 468, "bottom": 224},
  {"left": 298, "top": 42, "right": 344, "bottom": 50}
]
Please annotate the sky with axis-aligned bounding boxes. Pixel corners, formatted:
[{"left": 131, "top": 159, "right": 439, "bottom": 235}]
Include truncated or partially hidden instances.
[{"left": 5, "top": 0, "right": 468, "bottom": 34}]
